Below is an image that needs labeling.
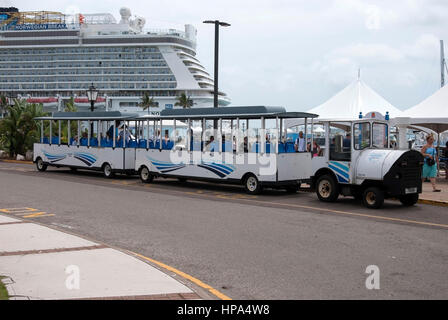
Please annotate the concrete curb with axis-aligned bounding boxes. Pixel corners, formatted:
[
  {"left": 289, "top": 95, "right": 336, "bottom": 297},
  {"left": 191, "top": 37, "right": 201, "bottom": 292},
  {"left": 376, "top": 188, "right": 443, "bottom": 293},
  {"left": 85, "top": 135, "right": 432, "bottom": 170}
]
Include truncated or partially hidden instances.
[
  {"left": 0, "top": 159, "right": 34, "bottom": 165},
  {"left": 418, "top": 199, "right": 448, "bottom": 207}
]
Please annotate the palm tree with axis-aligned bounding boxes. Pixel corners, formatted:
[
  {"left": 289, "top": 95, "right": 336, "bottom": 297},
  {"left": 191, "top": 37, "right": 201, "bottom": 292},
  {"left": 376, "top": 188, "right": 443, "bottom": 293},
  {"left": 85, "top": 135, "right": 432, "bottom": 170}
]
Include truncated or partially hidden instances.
[
  {"left": 175, "top": 92, "right": 195, "bottom": 109},
  {"left": 64, "top": 97, "right": 77, "bottom": 112},
  {"left": 140, "top": 92, "right": 158, "bottom": 114},
  {"left": 0, "top": 95, "right": 8, "bottom": 118},
  {"left": 0, "top": 99, "right": 46, "bottom": 157}
]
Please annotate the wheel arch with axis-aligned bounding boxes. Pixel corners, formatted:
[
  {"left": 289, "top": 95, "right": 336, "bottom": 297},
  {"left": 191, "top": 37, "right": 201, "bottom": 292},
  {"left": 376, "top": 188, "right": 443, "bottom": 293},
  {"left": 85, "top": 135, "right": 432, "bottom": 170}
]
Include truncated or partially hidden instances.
[
  {"left": 312, "top": 168, "right": 338, "bottom": 189},
  {"left": 241, "top": 172, "right": 258, "bottom": 185}
]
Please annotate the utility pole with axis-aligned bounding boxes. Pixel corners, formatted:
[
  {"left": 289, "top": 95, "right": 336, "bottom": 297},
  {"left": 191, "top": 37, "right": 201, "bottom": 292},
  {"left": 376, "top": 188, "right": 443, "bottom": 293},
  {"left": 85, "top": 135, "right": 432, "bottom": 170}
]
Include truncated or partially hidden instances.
[{"left": 441, "top": 40, "right": 445, "bottom": 87}]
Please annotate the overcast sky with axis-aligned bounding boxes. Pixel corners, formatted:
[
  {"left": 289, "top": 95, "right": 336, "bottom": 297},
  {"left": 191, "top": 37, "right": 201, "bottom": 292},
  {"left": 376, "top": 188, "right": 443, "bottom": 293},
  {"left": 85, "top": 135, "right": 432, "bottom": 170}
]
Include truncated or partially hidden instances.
[{"left": 3, "top": 0, "right": 448, "bottom": 111}]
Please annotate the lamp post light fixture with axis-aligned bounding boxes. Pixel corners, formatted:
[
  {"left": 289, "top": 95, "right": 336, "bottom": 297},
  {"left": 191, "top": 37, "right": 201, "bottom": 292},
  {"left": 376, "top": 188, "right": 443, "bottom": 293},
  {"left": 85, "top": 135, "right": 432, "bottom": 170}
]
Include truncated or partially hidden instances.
[
  {"left": 87, "top": 83, "right": 99, "bottom": 112},
  {"left": 203, "top": 20, "right": 230, "bottom": 108}
]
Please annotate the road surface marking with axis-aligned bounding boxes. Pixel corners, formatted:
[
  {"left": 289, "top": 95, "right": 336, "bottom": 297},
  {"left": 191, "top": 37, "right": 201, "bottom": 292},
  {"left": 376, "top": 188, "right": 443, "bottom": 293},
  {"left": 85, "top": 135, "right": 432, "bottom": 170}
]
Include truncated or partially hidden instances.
[
  {"left": 0, "top": 207, "right": 55, "bottom": 219},
  {"left": 132, "top": 252, "right": 232, "bottom": 301},
  {"left": 22, "top": 212, "right": 55, "bottom": 218}
]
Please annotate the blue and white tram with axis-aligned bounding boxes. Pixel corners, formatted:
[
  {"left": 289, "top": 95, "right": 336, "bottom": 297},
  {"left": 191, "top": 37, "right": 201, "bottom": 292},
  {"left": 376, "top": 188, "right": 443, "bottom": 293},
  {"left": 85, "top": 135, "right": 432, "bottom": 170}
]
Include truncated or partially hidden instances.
[
  {"left": 33, "top": 111, "right": 139, "bottom": 177},
  {"left": 133, "top": 106, "right": 318, "bottom": 194}
]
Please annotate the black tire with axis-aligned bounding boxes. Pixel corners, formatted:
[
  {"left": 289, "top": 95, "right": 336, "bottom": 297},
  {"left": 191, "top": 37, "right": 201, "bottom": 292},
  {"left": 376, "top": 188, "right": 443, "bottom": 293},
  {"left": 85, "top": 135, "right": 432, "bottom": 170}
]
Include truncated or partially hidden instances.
[
  {"left": 102, "top": 163, "right": 114, "bottom": 178},
  {"left": 362, "top": 187, "right": 385, "bottom": 209},
  {"left": 316, "top": 174, "right": 339, "bottom": 202},
  {"left": 36, "top": 157, "right": 47, "bottom": 172},
  {"left": 244, "top": 174, "right": 262, "bottom": 195},
  {"left": 139, "top": 166, "right": 154, "bottom": 183},
  {"left": 399, "top": 194, "right": 419, "bottom": 207}
]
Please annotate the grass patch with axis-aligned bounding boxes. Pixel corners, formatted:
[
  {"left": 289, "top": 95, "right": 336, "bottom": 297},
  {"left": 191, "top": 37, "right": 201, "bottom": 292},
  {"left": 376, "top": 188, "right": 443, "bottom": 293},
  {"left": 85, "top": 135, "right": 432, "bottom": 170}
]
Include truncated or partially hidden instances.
[{"left": 0, "top": 276, "right": 9, "bottom": 300}]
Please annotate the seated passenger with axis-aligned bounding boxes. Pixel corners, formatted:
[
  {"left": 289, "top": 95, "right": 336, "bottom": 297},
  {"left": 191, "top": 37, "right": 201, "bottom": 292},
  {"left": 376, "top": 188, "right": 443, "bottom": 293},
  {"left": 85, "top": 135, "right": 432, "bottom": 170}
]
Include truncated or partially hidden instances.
[
  {"left": 205, "top": 136, "right": 217, "bottom": 152},
  {"left": 107, "top": 120, "right": 121, "bottom": 140},
  {"left": 164, "top": 130, "right": 170, "bottom": 143},
  {"left": 71, "top": 136, "right": 78, "bottom": 146}
]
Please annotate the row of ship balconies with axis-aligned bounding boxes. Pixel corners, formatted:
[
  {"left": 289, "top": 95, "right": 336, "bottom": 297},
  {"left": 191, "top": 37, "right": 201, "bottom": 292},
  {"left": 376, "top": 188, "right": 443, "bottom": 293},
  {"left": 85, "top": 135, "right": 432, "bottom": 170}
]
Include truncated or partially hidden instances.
[
  {"left": 0, "top": 61, "right": 168, "bottom": 69},
  {"left": 0, "top": 47, "right": 160, "bottom": 55},
  {"left": 0, "top": 54, "right": 164, "bottom": 62},
  {"left": 0, "top": 68, "right": 173, "bottom": 76},
  {"left": 0, "top": 76, "right": 176, "bottom": 82},
  {"left": 0, "top": 83, "right": 178, "bottom": 90}
]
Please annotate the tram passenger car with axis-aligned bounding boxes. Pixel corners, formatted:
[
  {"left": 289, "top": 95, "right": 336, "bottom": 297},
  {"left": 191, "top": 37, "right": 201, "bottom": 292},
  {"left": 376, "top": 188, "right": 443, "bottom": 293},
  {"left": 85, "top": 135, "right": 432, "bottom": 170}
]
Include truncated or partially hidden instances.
[
  {"left": 134, "top": 106, "right": 318, "bottom": 194},
  {"left": 33, "top": 111, "right": 139, "bottom": 177}
]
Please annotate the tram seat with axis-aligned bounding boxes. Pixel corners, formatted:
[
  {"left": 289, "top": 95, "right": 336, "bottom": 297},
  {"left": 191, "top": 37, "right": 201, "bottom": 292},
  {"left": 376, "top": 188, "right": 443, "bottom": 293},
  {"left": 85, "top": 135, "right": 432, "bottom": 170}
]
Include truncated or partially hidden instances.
[
  {"left": 286, "top": 142, "right": 295, "bottom": 153},
  {"left": 80, "top": 138, "right": 88, "bottom": 146},
  {"left": 163, "top": 141, "right": 174, "bottom": 150},
  {"left": 127, "top": 140, "right": 137, "bottom": 148},
  {"left": 152, "top": 140, "right": 161, "bottom": 149},
  {"left": 51, "top": 137, "right": 60, "bottom": 144},
  {"left": 251, "top": 143, "right": 272, "bottom": 153},
  {"left": 43, "top": 137, "right": 49, "bottom": 144},
  {"left": 90, "top": 138, "right": 98, "bottom": 147},
  {"left": 115, "top": 140, "right": 124, "bottom": 148},
  {"left": 278, "top": 143, "right": 286, "bottom": 153},
  {"left": 222, "top": 141, "right": 232, "bottom": 152},
  {"left": 100, "top": 139, "right": 112, "bottom": 147},
  {"left": 138, "top": 139, "right": 147, "bottom": 148}
]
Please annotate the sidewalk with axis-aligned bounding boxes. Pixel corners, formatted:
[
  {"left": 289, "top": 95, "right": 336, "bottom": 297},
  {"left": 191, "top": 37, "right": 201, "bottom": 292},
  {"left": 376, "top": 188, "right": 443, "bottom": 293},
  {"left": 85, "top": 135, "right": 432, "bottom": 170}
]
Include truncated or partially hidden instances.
[
  {"left": 419, "top": 177, "right": 448, "bottom": 206},
  {"left": 0, "top": 213, "right": 218, "bottom": 300}
]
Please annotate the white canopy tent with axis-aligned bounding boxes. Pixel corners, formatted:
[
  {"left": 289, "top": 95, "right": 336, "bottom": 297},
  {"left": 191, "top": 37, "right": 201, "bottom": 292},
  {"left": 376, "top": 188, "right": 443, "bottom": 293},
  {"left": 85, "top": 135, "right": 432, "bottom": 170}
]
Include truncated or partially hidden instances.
[
  {"left": 286, "top": 79, "right": 401, "bottom": 128},
  {"left": 306, "top": 79, "right": 403, "bottom": 119},
  {"left": 402, "top": 85, "right": 448, "bottom": 119},
  {"left": 394, "top": 85, "right": 448, "bottom": 149}
]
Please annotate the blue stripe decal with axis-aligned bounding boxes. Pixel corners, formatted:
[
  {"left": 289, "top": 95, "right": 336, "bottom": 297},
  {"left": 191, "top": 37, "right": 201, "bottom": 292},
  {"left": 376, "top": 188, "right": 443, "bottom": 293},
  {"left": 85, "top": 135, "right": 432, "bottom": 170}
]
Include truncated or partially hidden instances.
[
  {"left": 197, "top": 165, "right": 227, "bottom": 178},
  {"left": 328, "top": 164, "right": 349, "bottom": 179},
  {"left": 329, "top": 164, "right": 350, "bottom": 181},
  {"left": 74, "top": 152, "right": 97, "bottom": 166},
  {"left": 205, "top": 163, "right": 232, "bottom": 175},
  {"left": 43, "top": 152, "right": 66, "bottom": 163},
  {"left": 329, "top": 161, "right": 349, "bottom": 173}
]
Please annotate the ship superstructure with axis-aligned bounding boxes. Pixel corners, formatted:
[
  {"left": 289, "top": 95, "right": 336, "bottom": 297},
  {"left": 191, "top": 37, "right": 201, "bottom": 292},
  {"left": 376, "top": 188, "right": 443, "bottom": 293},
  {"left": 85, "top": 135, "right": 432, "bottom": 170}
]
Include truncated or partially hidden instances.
[{"left": 0, "top": 7, "right": 230, "bottom": 113}]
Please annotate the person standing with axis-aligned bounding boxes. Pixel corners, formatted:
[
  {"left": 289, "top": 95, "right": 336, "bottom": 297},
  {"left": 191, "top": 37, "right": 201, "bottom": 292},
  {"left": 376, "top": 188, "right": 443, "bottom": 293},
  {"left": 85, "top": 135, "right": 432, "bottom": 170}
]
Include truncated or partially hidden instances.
[
  {"left": 445, "top": 140, "right": 448, "bottom": 180},
  {"left": 294, "top": 131, "right": 306, "bottom": 152},
  {"left": 421, "top": 135, "right": 441, "bottom": 192}
]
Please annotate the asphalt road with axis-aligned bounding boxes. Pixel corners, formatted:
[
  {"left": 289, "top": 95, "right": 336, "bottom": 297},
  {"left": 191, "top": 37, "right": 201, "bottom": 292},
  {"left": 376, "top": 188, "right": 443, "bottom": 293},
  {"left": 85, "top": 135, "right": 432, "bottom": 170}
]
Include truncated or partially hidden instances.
[{"left": 1, "top": 161, "right": 447, "bottom": 299}]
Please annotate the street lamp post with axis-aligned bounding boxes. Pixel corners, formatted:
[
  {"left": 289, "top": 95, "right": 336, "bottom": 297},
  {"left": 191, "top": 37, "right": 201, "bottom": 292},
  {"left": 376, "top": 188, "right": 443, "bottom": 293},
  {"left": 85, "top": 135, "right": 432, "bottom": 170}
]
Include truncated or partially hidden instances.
[
  {"left": 203, "top": 20, "right": 230, "bottom": 108},
  {"left": 86, "top": 83, "right": 99, "bottom": 134},
  {"left": 87, "top": 83, "right": 99, "bottom": 112}
]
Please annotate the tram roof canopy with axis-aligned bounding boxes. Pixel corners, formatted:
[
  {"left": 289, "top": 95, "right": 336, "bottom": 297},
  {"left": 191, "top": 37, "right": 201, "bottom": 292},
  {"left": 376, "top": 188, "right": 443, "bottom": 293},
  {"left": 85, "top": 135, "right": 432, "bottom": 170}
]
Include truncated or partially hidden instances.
[
  {"left": 155, "top": 106, "right": 318, "bottom": 120},
  {"left": 35, "top": 111, "right": 139, "bottom": 121}
]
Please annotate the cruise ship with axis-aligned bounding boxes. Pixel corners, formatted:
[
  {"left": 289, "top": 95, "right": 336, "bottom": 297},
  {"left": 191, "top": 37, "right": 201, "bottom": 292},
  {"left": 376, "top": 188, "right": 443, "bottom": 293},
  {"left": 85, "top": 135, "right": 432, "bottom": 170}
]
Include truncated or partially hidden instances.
[{"left": 0, "top": 7, "right": 230, "bottom": 113}]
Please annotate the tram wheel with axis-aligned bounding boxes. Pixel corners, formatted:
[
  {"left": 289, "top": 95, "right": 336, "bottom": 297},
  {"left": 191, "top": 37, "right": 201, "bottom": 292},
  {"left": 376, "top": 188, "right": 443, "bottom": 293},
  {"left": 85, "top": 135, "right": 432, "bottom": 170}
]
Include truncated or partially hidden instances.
[
  {"left": 316, "top": 174, "right": 339, "bottom": 202},
  {"left": 244, "top": 174, "right": 262, "bottom": 195},
  {"left": 139, "top": 166, "right": 154, "bottom": 183},
  {"left": 36, "top": 157, "right": 47, "bottom": 172},
  {"left": 102, "top": 163, "right": 114, "bottom": 178},
  {"left": 362, "top": 187, "right": 384, "bottom": 209},
  {"left": 399, "top": 193, "right": 419, "bottom": 207}
]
